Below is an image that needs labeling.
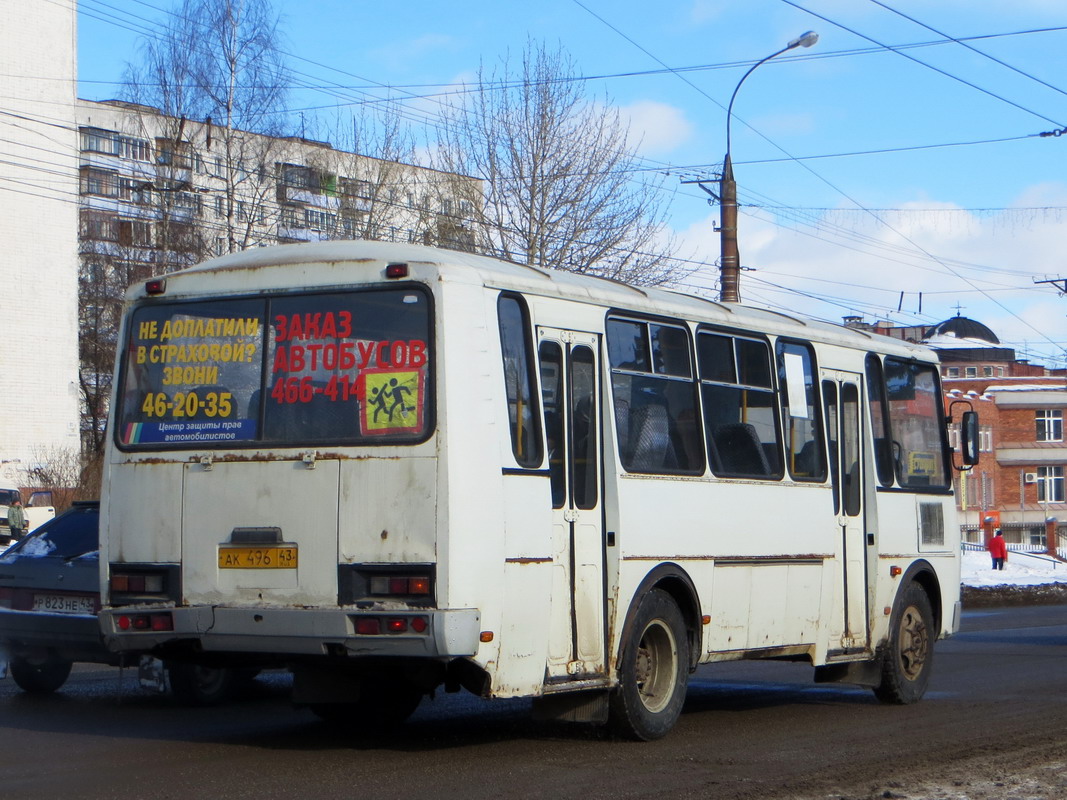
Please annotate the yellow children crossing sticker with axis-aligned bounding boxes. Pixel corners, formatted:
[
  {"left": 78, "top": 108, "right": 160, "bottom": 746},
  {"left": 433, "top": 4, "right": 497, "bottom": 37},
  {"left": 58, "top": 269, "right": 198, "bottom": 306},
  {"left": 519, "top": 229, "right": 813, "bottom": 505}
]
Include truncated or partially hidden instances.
[{"left": 360, "top": 367, "right": 424, "bottom": 435}]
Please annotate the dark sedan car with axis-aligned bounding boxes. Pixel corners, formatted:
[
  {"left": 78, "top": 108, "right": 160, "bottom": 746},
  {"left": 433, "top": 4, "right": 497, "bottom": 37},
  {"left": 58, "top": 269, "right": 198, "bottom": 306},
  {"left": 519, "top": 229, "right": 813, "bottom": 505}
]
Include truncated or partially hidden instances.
[{"left": 0, "top": 501, "right": 246, "bottom": 701}]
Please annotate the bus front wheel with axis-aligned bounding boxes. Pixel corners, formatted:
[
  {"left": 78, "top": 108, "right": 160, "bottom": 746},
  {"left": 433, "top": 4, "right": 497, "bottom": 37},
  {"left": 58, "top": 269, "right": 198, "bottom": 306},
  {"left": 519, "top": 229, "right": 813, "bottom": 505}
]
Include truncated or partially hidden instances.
[
  {"left": 874, "top": 581, "right": 934, "bottom": 705},
  {"left": 608, "top": 588, "right": 689, "bottom": 741}
]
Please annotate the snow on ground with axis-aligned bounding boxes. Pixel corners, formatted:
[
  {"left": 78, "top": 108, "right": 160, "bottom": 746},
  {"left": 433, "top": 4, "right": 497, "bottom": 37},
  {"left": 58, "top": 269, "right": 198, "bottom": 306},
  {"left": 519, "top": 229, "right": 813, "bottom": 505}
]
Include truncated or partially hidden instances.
[{"left": 961, "top": 547, "right": 1067, "bottom": 588}]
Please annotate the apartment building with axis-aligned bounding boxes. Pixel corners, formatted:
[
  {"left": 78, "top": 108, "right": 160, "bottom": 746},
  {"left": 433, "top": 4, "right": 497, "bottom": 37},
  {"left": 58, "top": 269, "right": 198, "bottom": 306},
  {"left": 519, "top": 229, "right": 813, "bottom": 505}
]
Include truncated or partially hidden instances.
[
  {"left": 0, "top": 0, "right": 82, "bottom": 485},
  {"left": 74, "top": 98, "right": 481, "bottom": 449}
]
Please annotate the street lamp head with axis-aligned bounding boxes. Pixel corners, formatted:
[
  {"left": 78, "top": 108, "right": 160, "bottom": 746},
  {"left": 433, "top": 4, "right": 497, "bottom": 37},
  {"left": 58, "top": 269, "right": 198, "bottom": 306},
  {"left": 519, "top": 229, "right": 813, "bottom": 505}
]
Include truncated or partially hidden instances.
[{"left": 787, "top": 31, "right": 819, "bottom": 50}]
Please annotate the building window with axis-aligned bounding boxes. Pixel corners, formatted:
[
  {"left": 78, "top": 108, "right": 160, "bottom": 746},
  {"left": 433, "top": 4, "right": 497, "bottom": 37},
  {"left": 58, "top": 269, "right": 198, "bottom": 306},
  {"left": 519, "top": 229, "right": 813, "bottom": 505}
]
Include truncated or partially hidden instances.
[
  {"left": 80, "top": 167, "right": 119, "bottom": 197},
  {"left": 155, "top": 138, "right": 191, "bottom": 168},
  {"left": 1037, "top": 466, "right": 1065, "bottom": 503},
  {"left": 946, "top": 367, "right": 959, "bottom": 378},
  {"left": 965, "top": 366, "right": 977, "bottom": 378},
  {"left": 118, "top": 136, "right": 151, "bottom": 162},
  {"left": 80, "top": 210, "right": 118, "bottom": 241},
  {"left": 983, "top": 366, "right": 993, "bottom": 377},
  {"left": 1036, "top": 409, "right": 1063, "bottom": 442},
  {"left": 997, "top": 367, "right": 1006, "bottom": 377},
  {"left": 281, "top": 164, "right": 315, "bottom": 189},
  {"left": 979, "top": 426, "right": 993, "bottom": 452},
  {"left": 118, "top": 219, "right": 154, "bottom": 248},
  {"left": 305, "top": 209, "right": 336, "bottom": 231},
  {"left": 80, "top": 127, "right": 119, "bottom": 154}
]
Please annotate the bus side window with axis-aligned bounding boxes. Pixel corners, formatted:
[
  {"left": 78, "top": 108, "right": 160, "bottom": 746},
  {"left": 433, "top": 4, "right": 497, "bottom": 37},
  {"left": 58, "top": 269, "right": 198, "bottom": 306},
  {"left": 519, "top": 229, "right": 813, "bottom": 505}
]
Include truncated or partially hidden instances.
[
  {"left": 865, "top": 354, "right": 895, "bottom": 487},
  {"left": 498, "top": 294, "right": 543, "bottom": 468},
  {"left": 699, "top": 330, "right": 781, "bottom": 479},
  {"left": 776, "top": 340, "right": 825, "bottom": 482},
  {"left": 607, "top": 317, "right": 702, "bottom": 475},
  {"left": 539, "top": 341, "right": 566, "bottom": 508}
]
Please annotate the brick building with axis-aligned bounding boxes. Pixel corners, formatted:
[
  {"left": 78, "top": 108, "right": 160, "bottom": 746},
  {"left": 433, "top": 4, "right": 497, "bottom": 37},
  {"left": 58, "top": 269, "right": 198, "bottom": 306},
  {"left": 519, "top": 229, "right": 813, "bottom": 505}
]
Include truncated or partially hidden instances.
[
  {"left": 845, "top": 313, "right": 1066, "bottom": 545},
  {"left": 920, "top": 315, "right": 1064, "bottom": 545}
]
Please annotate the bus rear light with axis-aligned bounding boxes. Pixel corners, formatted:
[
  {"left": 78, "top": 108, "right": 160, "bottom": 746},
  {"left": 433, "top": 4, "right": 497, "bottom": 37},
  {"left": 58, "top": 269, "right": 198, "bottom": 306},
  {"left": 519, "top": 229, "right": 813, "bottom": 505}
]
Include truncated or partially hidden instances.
[
  {"left": 385, "top": 262, "right": 409, "bottom": 279},
  {"left": 355, "top": 618, "right": 381, "bottom": 635},
  {"left": 116, "top": 612, "right": 173, "bottom": 632},
  {"left": 110, "top": 572, "right": 165, "bottom": 594},
  {"left": 145, "top": 278, "right": 167, "bottom": 295},
  {"left": 368, "top": 575, "right": 431, "bottom": 597},
  {"left": 352, "top": 615, "right": 430, "bottom": 636}
]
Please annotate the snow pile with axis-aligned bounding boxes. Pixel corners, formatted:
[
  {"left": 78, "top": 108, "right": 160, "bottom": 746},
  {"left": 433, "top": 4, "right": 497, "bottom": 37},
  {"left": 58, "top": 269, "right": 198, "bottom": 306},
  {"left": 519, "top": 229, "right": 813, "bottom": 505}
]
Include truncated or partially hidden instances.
[
  {"left": 961, "top": 548, "right": 1067, "bottom": 588},
  {"left": 0, "top": 535, "right": 55, "bottom": 563}
]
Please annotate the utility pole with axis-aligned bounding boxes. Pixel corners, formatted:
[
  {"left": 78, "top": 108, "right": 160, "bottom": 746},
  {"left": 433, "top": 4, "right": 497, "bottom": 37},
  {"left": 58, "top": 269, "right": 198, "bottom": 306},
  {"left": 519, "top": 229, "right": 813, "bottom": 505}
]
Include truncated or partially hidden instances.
[{"left": 717, "top": 32, "right": 818, "bottom": 303}]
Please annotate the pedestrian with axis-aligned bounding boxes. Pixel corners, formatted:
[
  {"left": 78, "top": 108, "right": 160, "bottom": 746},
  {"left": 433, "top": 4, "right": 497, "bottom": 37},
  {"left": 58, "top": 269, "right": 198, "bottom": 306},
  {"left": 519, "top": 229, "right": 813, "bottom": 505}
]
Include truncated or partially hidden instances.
[
  {"left": 987, "top": 528, "right": 1008, "bottom": 570},
  {"left": 7, "top": 497, "right": 26, "bottom": 541}
]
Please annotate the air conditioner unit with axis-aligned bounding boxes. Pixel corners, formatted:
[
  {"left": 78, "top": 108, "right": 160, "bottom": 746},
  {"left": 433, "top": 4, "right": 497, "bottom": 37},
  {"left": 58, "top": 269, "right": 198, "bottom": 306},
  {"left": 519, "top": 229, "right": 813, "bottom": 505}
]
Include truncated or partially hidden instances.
[{"left": 1024, "top": 472, "right": 1038, "bottom": 484}]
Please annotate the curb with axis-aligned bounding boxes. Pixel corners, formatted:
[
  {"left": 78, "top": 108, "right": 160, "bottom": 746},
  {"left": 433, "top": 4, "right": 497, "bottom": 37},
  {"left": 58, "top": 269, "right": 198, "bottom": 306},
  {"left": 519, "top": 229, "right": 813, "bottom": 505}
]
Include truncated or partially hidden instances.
[{"left": 962, "top": 583, "right": 1067, "bottom": 607}]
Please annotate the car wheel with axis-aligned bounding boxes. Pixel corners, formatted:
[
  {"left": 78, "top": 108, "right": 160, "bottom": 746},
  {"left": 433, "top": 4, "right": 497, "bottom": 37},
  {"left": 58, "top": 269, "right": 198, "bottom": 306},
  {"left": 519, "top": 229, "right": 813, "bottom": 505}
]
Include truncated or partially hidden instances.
[{"left": 10, "top": 655, "right": 73, "bottom": 694}]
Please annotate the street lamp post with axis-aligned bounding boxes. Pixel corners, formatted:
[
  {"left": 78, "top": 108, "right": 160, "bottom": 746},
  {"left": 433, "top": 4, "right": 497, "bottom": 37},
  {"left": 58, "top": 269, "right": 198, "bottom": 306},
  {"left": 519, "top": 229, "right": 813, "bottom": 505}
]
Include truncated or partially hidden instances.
[{"left": 719, "top": 31, "right": 818, "bottom": 303}]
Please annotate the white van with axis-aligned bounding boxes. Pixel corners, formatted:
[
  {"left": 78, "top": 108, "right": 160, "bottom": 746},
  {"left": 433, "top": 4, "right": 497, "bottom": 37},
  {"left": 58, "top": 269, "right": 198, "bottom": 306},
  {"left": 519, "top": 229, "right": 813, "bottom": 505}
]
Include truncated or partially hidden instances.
[{"left": 0, "top": 487, "right": 55, "bottom": 544}]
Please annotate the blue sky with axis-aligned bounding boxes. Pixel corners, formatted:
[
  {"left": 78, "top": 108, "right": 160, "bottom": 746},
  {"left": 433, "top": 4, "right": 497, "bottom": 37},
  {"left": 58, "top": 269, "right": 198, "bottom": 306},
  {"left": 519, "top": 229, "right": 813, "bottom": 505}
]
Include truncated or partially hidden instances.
[{"left": 77, "top": 0, "right": 1067, "bottom": 366}]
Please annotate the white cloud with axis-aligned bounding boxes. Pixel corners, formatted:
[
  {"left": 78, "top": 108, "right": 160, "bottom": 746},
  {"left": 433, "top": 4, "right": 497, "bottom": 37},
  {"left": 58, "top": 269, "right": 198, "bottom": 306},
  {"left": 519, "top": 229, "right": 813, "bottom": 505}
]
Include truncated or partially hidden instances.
[
  {"left": 669, "top": 186, "right": 1067, "bottom": 369},
  {"left": 618, "top": 100, "right": 694, "bottom": 157}
]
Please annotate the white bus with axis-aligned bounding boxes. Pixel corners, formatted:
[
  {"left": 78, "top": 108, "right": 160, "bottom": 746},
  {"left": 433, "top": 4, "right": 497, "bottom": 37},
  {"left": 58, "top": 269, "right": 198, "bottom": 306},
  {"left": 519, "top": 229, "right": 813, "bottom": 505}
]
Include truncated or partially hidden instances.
[{"left": 99, "top": 241, "right": 977, "bottom": 740}]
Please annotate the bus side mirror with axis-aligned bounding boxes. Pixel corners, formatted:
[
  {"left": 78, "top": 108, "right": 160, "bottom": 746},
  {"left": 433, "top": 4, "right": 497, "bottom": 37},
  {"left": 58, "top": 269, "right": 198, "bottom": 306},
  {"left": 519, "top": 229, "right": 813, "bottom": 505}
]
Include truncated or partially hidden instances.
[{"left": 959, "top": 410, "right": 979, "bottom": 467}]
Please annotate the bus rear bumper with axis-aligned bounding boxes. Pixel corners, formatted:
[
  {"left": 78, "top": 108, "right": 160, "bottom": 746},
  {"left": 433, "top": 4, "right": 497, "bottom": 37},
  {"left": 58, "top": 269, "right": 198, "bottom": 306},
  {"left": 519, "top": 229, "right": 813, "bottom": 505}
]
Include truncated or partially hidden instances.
[{"left": 100, "top": 605, "right": 481, "bottom": 659}]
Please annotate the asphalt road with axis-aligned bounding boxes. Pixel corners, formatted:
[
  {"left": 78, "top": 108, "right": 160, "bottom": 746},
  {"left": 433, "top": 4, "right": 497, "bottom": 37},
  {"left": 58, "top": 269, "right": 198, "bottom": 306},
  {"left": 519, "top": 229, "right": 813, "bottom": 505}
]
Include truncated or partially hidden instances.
[{"left": 1, "top": 604, "right": 1065, "bottom": 800}]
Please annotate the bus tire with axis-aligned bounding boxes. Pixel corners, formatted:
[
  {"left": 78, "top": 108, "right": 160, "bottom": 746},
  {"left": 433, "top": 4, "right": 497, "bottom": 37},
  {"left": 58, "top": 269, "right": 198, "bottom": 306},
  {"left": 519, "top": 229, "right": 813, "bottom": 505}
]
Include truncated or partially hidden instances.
[
  {"left": 310, "top": 674, "right": 423, "bottom": 727},
  {"left": 873, "top": 581, "right": 934, "bottom": 705},
  {"left": 608, "top": 588, "right": 689, "bottom": 741},
  {"left": 167, "top": 663, "right": 235, "bottom": 706},
  {"left": 10, "top": 655, "right": 73, "bottom": 694}
]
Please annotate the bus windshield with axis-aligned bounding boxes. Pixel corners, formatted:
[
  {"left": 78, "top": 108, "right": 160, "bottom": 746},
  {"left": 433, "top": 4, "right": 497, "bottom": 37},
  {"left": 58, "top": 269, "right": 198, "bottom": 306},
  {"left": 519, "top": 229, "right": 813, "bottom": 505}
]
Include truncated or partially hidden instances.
[
  {"left": 883, "top": 357, "right": 948, "bottom": 488},
  {"left": 116, "top": 288, "right": 431, "bottom": 449}
]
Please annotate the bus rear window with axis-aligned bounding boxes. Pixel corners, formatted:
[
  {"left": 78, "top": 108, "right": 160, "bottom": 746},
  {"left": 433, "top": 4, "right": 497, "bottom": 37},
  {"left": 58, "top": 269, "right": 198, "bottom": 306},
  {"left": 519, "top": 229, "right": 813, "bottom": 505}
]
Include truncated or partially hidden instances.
[{"left": 116, "top": 289, "right": 431, "bottom": 448}]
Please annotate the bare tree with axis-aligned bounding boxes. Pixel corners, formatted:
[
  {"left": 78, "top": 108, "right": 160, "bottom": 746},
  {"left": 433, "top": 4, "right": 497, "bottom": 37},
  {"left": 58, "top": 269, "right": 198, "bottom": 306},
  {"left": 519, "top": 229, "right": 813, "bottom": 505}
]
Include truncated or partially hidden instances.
[
  {"left": 123, "top": 0, "right": 291, "bottom": 254},
  {"left": 310, "top": 104, "right": 478, "bottom": 251},
  {"left": 433, "top": 42, "right": 680, "bottom": 285},
  {"left": 27, "top": 446, "right": 98, "bottom": 510},
  {"left": 77, "top": 0, "right": 292, "bottom": 454}
]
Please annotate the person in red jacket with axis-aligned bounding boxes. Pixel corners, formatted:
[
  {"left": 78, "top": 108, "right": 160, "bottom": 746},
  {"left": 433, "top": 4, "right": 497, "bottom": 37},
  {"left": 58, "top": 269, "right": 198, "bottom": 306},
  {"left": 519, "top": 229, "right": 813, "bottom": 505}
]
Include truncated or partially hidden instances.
[{"left": 987, "top": 529, "right": 1008, "bottom": 570}]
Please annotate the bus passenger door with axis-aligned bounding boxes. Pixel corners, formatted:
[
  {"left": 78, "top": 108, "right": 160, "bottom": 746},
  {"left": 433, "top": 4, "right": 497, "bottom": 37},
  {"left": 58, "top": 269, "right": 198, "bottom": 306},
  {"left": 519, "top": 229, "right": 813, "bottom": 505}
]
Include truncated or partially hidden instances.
[
  {"left": 538, "top": 329, "right": 606, "bottom": 681},
  {"left": 822, "top": 371, "right": 870, "bottom": 652}
]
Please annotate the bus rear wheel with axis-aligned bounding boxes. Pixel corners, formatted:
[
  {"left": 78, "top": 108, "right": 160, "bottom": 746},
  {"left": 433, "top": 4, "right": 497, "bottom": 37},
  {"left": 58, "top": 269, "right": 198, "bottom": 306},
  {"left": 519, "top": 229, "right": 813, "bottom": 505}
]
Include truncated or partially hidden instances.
[
  {"left": 167, "top": 663, "right": 236, "bottom": 706},
  {"left": 608, "top": 589, "right": 689, "bottom": 741},
  {"left": 874, "top": 582, "right": 934, "bottom": 705},
  {"left": 309, "top": 674, "right": 423, "bottom": 727}
]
